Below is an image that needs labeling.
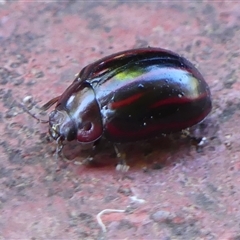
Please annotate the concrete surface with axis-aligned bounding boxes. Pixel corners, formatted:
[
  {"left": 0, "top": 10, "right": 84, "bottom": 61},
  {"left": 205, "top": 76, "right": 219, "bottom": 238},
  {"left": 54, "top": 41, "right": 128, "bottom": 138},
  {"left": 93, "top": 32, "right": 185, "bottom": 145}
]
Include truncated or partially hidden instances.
[{"left": 0, "top": 1, "right": 240, "bottom": 239}]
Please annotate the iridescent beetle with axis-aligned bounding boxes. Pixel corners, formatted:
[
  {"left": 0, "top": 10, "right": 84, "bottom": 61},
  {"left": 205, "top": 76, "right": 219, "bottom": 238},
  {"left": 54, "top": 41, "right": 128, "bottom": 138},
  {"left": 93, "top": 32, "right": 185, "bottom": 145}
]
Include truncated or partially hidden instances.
[{"left": 28, "top": 47, "right": 212, "bottom": 166}]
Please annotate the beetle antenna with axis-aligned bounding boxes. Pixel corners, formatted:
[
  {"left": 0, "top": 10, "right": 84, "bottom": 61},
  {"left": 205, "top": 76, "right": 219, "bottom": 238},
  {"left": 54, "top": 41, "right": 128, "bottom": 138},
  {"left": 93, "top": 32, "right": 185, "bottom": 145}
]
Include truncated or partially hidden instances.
[
  {"left": 19, "top": 103, "right": 49, "bottom": 123},
  {"left": 20, "top": 96, "right": 60, "bottom": 122}
]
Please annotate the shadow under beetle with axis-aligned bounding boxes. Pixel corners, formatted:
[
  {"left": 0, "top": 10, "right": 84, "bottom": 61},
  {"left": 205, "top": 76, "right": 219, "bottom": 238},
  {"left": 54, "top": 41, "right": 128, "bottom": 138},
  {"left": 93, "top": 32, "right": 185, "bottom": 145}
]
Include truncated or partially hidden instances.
[{"left": 29, "top": 47, "right": 212, "bottom": 167}]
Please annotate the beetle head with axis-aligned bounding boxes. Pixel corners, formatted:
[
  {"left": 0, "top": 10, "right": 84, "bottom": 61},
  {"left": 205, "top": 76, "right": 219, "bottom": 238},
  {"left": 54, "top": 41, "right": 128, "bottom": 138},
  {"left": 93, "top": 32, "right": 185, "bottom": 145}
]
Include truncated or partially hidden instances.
[
  {"left": 48, "top": 84, "right": 103, "bottom": 144},
  {"left": 49, "top": 109, "right": 77, "bottom": 141}
]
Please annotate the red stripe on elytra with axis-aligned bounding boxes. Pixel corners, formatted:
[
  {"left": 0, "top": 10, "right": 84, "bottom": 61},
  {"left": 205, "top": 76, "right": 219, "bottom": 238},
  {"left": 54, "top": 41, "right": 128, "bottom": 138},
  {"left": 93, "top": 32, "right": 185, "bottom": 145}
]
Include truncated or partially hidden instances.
[
  {"left": 150, "top": 93, "right": 208, "bottom": 109},
  {"left": 109, "top": 92, "right": 144, "bottom": 109},
  {"left": 106, "top": 108, "right": 211, "bottom": 139}
]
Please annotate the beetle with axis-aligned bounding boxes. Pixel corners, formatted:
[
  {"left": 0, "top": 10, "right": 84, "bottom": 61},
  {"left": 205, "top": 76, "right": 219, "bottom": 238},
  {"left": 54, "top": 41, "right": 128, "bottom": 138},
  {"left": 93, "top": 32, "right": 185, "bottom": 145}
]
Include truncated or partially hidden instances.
[{"left": 34, "top": 47, "right": 212, "bottom": 163}]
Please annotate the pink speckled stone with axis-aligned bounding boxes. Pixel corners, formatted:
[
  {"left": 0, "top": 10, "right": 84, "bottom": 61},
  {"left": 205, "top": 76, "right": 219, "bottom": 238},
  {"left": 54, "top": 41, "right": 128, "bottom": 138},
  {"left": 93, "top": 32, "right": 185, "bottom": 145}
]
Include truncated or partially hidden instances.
[{"left": 0, "top": 1, "right": 240, "bottom": 239}]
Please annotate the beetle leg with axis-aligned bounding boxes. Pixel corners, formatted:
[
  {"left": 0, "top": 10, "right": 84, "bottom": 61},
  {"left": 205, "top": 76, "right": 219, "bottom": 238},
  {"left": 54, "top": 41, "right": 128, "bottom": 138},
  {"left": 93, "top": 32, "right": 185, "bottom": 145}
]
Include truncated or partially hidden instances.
[
  {"left": 80, "top": 139, "right": 105, "bottom": 165},
  {"left": 114, "top": 145, "right": 129, "bottom": 172},
  {"left": 55, "top": 137, "right": 70, "bottom": 162},
  {"left": 56, "top": 136, "right": 64, "bottom": 154},
  {"left": 54, "top": 137, "right": 75, "bottom": 171},
  {"left": 83, "top": 139, "right": 101, "bottom": 163},
  {"left": 181, "top": 128, "right": 207, "bottom": 152}
]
